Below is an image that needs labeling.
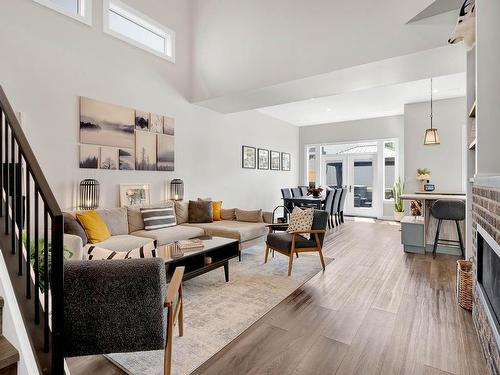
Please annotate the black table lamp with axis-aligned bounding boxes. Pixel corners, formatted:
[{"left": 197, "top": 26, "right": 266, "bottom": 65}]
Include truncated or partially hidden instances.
[
  {"left": 79, "top": 179, "right": 100, "bottom": 210},
  {"left": 170, "top": 179, "right": 184, "bottom": 201}
]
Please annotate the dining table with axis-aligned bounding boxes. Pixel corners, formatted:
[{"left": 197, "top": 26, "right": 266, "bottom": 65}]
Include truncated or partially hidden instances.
[{"left": 282, "top": 195, "right": 325, "bottom": 210}]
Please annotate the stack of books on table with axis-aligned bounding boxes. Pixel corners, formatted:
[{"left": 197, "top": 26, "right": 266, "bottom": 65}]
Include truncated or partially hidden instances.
[{"left": 177, "top": 239, "right": 204, "bottom": 251}]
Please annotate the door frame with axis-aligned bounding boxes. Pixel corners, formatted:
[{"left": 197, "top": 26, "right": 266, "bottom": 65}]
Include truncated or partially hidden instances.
[{"left": 346, "top": 153, "right": 378, "bottom": 217}]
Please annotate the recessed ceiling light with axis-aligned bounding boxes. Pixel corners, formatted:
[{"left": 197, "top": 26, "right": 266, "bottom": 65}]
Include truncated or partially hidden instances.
[
  {"left": 326, "top": 108, "right": 332, "bottom": 112},
  {"left": 433, "top": 89, "right": 439, "bottom": 93}
]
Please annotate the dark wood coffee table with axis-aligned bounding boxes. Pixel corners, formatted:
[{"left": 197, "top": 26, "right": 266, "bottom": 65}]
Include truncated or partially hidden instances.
[{"left": 158, "top": 236, "right": 239, "bottom": 282}]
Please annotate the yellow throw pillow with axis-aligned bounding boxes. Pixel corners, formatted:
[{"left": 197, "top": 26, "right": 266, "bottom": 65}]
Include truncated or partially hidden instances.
[
  {"left": 212, "top": 201, "right": 222, "bottom": 221},
  {"left": 76, "top": 210, "right": 111, "bottom": 244}
]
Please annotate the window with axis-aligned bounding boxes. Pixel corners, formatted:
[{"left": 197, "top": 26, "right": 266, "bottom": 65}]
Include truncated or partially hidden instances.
[
  {"left": 306, "top": 147, "right": 317, "bottom": 187},
  {"left": 103, "top": 0, "right": 175, "bottom": 62},
  {"left": 32, "top": 0, "right": 92, "bottom": 25},
  {"left": 383, "top": 141, "right": 396, "bottom": 200}
]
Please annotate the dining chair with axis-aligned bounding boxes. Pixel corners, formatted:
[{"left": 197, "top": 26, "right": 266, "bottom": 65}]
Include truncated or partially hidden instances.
[
  {"left": 330, "top": 188, "right": 342, "bottom": 226},
  {"left": 265, "top": 210, "right": 329, "bottom": 276},
  {"left": 281, "top": 188, "right": 294, "bottom": 215},
  {"left": 298, "top": 186, "right": 309, "bottom": 196},
  {"left": 291, "top": 187, "right": 302, "bottom": 197},
  {"left": 322, "top": 188, "right": 335, "bottom": 229},
  {"left": 337, "top": 188, "right": 347, "bottom": 224}
]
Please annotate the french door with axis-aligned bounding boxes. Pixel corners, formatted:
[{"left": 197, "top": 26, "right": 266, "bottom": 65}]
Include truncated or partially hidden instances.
[{"left": 322, "top": 153, "right": 378, "bottom": 217}]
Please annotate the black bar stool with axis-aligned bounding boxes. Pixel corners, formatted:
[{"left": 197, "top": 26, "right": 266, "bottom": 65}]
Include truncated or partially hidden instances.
[{"left": 430, "top": 200, "right": 465, "bottom": 259}]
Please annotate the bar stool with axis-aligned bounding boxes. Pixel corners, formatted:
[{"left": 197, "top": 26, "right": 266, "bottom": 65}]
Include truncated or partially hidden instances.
[{"left": 430, "top": 200, "right": 465, "bottom": 259}]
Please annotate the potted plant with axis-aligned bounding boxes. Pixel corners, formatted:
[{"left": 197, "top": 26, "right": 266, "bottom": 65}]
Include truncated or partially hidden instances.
[
  {"left": 416, "top": 168, "right": 431, "bottom": 192},
  {"left": 307, "top": 187, "right": 324, "bottom": 198},
  {"left": 392, "top": 177, "right": 405, "bottom": 221}
]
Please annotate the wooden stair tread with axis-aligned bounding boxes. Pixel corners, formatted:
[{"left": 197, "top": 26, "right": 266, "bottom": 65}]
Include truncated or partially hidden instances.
[{"left": 0, "top": 335, "right": 19, "bottom": 370}]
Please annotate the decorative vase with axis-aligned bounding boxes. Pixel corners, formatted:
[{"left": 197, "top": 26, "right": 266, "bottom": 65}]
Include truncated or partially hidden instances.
[
  {"left": 313, "top": 192, "right": 321, "bottom": 198},
  {"left": 394, "top": 211, "right": 405, "bottom": 222}
]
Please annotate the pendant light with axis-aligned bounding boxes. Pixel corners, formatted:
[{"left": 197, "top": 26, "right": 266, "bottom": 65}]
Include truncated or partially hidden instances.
[{"left": 424, "top": 78, "right": 440, "bottom": 145}]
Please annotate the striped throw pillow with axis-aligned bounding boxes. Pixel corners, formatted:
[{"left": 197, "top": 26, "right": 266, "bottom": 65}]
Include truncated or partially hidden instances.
[
  {"left": 140, "top": 206, "right": 176, "bottom": 231},
  {"left": 87, "top": 240, "right": 158, "bottom": 260}
]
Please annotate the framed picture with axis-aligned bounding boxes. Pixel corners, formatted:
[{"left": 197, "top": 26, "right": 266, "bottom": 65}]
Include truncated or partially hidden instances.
[
  {"left": 119, "top": 184, "right": 151, "bottom": 207},
  {"left": 135, "top": 130, "right": 157, "bottom": 171},
  {"left": 119, "top": 148, "right": 135, "bottom": 170},
  {"left": 149, "top": 113, "right": 164, "bottom": 133},
  {"left": 79, "top": 144, "right": 99, "bottom": 169},
  {"left": 258, "top": 148, "right": 269, "bottom": 170},
  {"left": 270, "top": 150, "right": 281, "bottom": 170},
  {"left": 80, "top": 97, "right": 135, "bottom": 149},
  {"left": 135, "top": 110, "right": 149, "bottom": 130},
  {"left": 163, "top": 116, "right": 175, "bottom": 135},
  {"left": 100, "top": 147, "right": 118, "bottom": 170},
  {"left": 281, "top": 152, "right": 291, "bottom": 171},
  {"left": 242, "top": 146, "right": 256, "bottom": 169},
  {"left": 157, "top": 134, "right": 175, "bottom": 171}
]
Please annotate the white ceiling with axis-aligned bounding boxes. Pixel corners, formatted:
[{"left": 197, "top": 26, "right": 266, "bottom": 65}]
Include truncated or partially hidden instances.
[{"left": 256, "top": 73, "right": 465, "bottom": 126}]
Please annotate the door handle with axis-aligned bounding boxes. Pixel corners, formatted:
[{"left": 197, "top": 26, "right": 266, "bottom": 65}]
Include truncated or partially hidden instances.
[{"left": 349, "top": 185, "right": 352, "bottom": 193}]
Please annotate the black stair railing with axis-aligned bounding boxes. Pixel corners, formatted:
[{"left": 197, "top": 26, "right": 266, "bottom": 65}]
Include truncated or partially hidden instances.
[{"left": 0, "top": 86, "right": 64, "bottom": 374}]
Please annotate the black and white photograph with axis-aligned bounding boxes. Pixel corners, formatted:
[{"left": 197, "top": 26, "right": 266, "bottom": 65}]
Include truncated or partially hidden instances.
[
  {"left": 157, "top": 134, "right": 175, "bottom": 171},
  {"left": 79, "top": 144, "right": 99, "bottom": 169},
  {"left": 135, "top": 130, "right": 157, "bottom": 171},
  {"left": 149, "top": 113, "right": 164, "bottom": 133},
  {"left": 100, "top": 147, "right": 118, "bottom": 170},
  {"left": 119, "top": 184, "right": 151, "bottom": 207},
  {"left": 119, "top": 149, "right": 135, "bottom": 170},
  {"left": 80, "top": 97, "right": 135, "bottom": 149},
  {"left": 281, "top": 152, "right": 291, "bottom": 171},
  {"left": 270, "top": 150, "right": 280, "bottom": 170},
  {"left": 242, "top": 145, "right": 256, "bottom": 169},
  {"left": 135, "top": 110, "right": 149, "bottom": 130},
  {"left": 258, "top": 148, "right": 269, "bottom": 170},
  {"left": 163, "top": 116, "right": 175, "bottom": 135}
]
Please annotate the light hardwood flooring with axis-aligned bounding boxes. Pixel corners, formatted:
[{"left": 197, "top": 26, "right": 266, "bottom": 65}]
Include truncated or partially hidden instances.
[{"left": 67, "top": 219, "right": 488, "bottom": 375}]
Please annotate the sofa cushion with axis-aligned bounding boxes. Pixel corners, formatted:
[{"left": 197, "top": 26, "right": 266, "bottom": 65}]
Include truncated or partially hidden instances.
[
  {"left": 64, "top": 213, "right": 88, "bottom": 244},
  {"left": 188, "top": 200, "right": 213, "bottom": 223},
  {"left": 88, "top": 235, "right": 154, "bottom": 256},
  {"left": 235, "top": 208, "right": 263, "bottom": 223},
  {"left": 87, "top": 240, "right": 157, "bottom": 260},
  {"left": 96, "top": 208, "right": 129, "bottom": 236},
  {"left": 266, "top": 232, "right": 317, "bottom": 252},
  {"left": 140, "top": 206, "right": 176, "bottom": 230},
  {"left": 127, "top": 201, "right": 174, "bottom": 233},
  {"left": 212, "top": 201, "right": 222, "bottom": 221},
  {"left": 76, "top": 210, "right": 111, "bottom": 244},
  {"left": 220, "top": 208, "right": 236, "bottom": 221},
  {"left": 132, "top": 225, "right": 205, "bottom": 246},
  {"left": 174, "top": 201, "right": 189, "bottom": 224},
  {"left": 182, "top": 220, "right": 267, "bottom": 242}
]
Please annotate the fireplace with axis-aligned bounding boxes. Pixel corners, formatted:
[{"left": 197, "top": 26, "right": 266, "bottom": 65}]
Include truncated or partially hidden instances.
[{"left": 477, "top": 224, "right": 500, "bottom": 350}]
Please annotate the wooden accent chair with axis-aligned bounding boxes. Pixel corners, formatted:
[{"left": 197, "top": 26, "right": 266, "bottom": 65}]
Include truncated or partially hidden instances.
[
  {"left": 265, "top": 210, "right": 329, "bottom": 276},
  {"left": 164, "top": 266, "right": 185, "bottom": 375}
]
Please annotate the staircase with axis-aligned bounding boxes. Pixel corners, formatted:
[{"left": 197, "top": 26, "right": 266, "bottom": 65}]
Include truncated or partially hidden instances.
[
  {"left": 0, "top": 86, "right": 64, "bottom": 374},
  {"left": 0, "top": 297, "right": 19, "bottom": 375}
]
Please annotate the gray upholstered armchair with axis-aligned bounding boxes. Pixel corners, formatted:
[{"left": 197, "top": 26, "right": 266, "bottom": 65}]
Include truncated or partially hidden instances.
[{"left": 63, "top": 258, "right": 167, "bottom": 356}]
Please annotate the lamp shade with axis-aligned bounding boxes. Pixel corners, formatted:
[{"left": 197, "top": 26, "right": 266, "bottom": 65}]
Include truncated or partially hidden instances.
[
  {"left": 424, "top": 128, "right": 440, "bottom": 145},
  {"left": 170, "top": 179, "right": 184, "bottom": 201},
  {"left": 79, "top": 179, "right": 100, "bottom": 210}
]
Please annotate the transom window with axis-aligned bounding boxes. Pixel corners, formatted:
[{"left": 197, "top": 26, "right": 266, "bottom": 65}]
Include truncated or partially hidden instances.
[
  {"left": 32, "top": 0, "right": 92, "bottom": 25},
  {"left": 103, "top": 0, "right": 175, "bottom": 62}
]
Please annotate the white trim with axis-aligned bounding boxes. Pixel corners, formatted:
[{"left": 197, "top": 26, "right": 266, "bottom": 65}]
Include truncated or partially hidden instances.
[
  {"left": 102, "top": 0, "right": 176, "bottom": 63},
  {"left": 31, "top": 0, "right": 92, "bottom": 26}
]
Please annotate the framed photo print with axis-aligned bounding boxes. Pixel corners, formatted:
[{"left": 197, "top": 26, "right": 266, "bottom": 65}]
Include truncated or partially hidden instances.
[
  {"left": 242, "top": 145, "right": 256, "bottom": 169},
  {"left": 258, "top": 148, "right": 269, "bottom": 170},
  {"left": 119, "top": 184, "right": 151, "bottom": 207},
  {"left": 270, "top": 150, "right": 281, "bottom": 170},
  {"left": 281, "top": 152, "right": 291, "bottom": 171}
]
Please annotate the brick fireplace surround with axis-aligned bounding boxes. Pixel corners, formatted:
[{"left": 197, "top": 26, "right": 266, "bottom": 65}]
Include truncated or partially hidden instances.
[{"left": 472, "top": 180, "right": 500, "bottom": 375}]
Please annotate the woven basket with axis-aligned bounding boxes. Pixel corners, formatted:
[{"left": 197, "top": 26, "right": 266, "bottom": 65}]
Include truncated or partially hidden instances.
[{"left": 457, "top": 259, "right": 473, "bottom": 311}]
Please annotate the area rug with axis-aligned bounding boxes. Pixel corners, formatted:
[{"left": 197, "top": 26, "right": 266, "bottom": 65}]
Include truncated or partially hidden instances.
[{"left": 106, "top": 245, "right": 332, "bottom": 375}]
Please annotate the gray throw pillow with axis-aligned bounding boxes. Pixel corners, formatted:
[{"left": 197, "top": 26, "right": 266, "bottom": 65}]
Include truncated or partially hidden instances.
[
  {"left": 188, "top": 200, "right": 213, "bottom": 223},
  {"left": 63, "top": 212, "right": 88, "bottom": 244},
  {"left": 235, "top": 208, "right": 263, "bottom": 223}
]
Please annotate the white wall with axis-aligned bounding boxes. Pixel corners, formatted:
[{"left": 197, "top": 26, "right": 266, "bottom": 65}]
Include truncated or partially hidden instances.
[
  {"left": 192, "top": 0, "right": 458, "bottom": 101},
  {"left": 0, "top": 0, "right": 299, "bottom": 212},
  {"left": 404, "top": 97, "right": 466, "bottom": 193}
]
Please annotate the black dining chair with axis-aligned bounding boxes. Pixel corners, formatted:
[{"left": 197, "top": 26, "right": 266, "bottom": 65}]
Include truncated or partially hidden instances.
[
  {"left": 281, "top": 188, "right": 294, "bottom": 216},
  {"left": 298, "top": 186, "right": 309, "bottom": 196},
  {"left": 291, "top": 187, "right": 302, "bottom": 197},
  {"left": 337, "top": 188, "right": 347, "bottom": 224},
  {"left": 330, "top": 188, "right": 342, "bottom": 227},
  {"left": 323, "top": 188, "right": 335, "bottom": 229}
]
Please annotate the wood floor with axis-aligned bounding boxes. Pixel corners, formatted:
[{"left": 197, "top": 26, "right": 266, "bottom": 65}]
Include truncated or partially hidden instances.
[{"left": 67, "top": 219, "right": 488, "bottom": 375}]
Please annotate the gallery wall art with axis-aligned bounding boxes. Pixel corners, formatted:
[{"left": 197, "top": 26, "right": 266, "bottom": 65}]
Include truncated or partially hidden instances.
[
  {"left": 241, "top": 145, "right": 291, "bottom": 172},
  {"left": 79, "top": 97, "right": 175, "bottom": 172}
]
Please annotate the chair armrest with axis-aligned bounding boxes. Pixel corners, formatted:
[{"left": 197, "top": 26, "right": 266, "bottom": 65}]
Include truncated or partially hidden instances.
[
  {"left": 64, "top": 233, "right": 84, "bottom": 261},
  {"left": 289, "top": 229, "right": 326, "bottom": 235},
  {"left": 266, "top": 223, "right": 289, "bottom": 228},
  {"left": 63, "top": 258, "right": 167, "bottom": 357}
]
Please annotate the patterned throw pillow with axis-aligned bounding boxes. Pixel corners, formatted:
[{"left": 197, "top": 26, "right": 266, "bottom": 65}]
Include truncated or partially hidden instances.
[
  {"left": 287, "top": 207, "right": 314, "bottom": 239},
  {"left": 140, "top": 206, "right": 176, "bottom": 231},
  {"left": 87, "top": 240, "right": 158, "bottom": 260}
]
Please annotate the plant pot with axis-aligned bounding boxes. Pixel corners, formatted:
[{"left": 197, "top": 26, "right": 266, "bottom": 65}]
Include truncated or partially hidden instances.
[
  {"left": 312, "top": 192, "right": 321, "bottom": 198},
  {"left": 394, "top": 211, "right": 405, "bottom": 222},
  {"left": 419, "top": 180, "right": 425, "bottom": 192}
]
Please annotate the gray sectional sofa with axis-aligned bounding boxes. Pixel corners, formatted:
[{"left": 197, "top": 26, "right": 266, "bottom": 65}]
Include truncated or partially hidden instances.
[{"left": 64, "top": 203, "right": 271, "bottom": 260}]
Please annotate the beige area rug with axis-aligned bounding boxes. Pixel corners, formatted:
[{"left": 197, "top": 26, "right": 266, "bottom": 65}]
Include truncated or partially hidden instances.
[{"left": 106, "top": 245, "right": 332, "bottom": 375}]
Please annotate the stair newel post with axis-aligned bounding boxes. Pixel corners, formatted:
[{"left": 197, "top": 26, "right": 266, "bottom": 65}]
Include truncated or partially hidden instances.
[{"left": 50, "top": 213, "right": 64, "bottom": 375}]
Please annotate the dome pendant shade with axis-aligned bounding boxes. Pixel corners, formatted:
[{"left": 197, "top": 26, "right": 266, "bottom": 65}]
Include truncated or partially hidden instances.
[{"left": 424, "top": 128, "right": 440, "bottom": 145}]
